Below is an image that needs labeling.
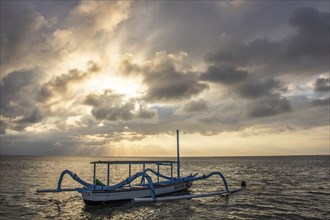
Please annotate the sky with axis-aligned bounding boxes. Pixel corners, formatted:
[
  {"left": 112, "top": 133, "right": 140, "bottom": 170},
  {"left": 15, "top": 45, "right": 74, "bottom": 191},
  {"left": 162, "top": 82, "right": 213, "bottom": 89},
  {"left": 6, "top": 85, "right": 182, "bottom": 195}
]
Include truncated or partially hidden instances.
[{"left": 0, "top": 0, "right": 329, "bottom": 157}]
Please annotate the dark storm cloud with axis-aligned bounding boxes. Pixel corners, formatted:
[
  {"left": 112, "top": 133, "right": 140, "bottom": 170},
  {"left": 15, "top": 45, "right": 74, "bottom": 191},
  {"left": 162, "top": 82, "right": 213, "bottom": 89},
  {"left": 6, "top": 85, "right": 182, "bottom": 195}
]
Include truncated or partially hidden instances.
[
  {"left": 0, "top": 69, "right": 44, "bottom": 119},
  {"left": 0, "top": 120, "right": 7, "bottom": 134},
  {"left": 37, "top": 61, "right": 100, "bottom": 103},
  {"left": 17, "top": 109, "right": 44, "bottom": 124},
  {"left": 200, "top": 66, "right": 248, "bottom": 85},
  {"left": 84, "top": 90, "right": 156, "bottom": 121},
  {"left": 115, "top": 1, "right": 223, "bottom": 63},
  {"left": 92, "top": 103, "right": 134, "bottom": 121},
  {"left": 85, "top": 91, "right": 135, "bottom": 121},
  {"left": 311, "top": 98, "right": 330, "bottom": 107},
  {"left": 0, "top": 1, "right": 60, "bottom": 76},
  {"left": 247, "top": 95, "right": 291, "bottom": 118},
  {"left": 1, "top": 2, "right": 42, "bottom": 69},
  {"left": 198, "top": 6, "right": 328, "bottom": 123},
  {"left": 0, "top": 69, "right": 46, "bottom": 133},
  {"left": 236, "top": 78, "right": 286, "bottom": 99},
  {"left": 120, "top": 52, "right": 208, "bottom": 101},
  {"left": 181, "top": 99, "right": 208, "bottom": 113},
  {"left": 116, "top": 1, "right": 326, "bottom": 64},
  {"left": 216, "top": 1, "right": 328, "bottom": 42},
  {"left": 205, "top": 38, "right": 283, "bottom": 68},
  {"left": 314, "top": 78, "right": 330, "bottom": 92},
  {"left": 144, "top": 70, "right": 207, "bottom": 101},
  {"left": 137, "top": 106, "right": 157, "bottom": 119},
  {"left": 287, "top": 7, "right": 329, "bottom": 59},
  {"left": 204, "top": 7, "right": 329, "bottom": 76},
  {"left": 237, "top": 78, "right": 290, "bottom": 120}
]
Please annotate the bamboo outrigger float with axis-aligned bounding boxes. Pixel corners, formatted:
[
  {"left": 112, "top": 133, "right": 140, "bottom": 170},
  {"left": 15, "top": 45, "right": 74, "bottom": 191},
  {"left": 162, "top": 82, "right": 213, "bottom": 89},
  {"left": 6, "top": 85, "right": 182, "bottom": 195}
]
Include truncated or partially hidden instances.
[{"left": 37, "top": 130, "right": 244, "bottom": 205}]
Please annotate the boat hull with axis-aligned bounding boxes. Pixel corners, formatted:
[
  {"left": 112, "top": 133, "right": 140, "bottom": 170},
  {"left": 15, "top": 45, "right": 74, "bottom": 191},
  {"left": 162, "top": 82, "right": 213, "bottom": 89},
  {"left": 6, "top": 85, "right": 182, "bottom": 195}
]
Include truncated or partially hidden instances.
[{"left": 81, "top": 181, "right": 193, "bottom": 205}]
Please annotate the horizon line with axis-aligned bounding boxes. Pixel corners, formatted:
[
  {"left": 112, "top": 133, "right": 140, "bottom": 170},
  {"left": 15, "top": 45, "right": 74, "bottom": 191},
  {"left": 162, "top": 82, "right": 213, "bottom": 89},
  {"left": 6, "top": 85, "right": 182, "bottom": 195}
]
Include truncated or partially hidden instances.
[{"left": 1, "top": 154, "right": 329, "bottom": 158}]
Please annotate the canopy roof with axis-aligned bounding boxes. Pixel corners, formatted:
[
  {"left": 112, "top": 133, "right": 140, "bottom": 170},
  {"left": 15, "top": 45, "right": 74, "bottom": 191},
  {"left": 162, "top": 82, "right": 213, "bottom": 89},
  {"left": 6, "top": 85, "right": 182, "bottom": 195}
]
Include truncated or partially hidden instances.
[{"left": 90, "top": 160, "right": 177, "bottom": 166}]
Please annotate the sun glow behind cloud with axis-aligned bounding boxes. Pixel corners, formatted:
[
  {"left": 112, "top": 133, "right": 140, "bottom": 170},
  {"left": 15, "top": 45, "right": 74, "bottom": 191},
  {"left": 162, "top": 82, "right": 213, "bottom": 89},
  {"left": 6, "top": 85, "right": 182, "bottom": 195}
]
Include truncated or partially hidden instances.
[{"left": 83, "top": 74, "right": 146, "bottom": 99}]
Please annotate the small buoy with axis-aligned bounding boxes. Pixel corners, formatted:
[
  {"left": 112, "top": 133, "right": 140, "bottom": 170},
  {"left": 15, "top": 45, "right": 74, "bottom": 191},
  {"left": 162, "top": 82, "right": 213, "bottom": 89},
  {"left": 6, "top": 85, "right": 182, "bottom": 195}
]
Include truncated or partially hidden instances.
[{"left": 241, "top": 181, "right": 246, "bottom": 187}]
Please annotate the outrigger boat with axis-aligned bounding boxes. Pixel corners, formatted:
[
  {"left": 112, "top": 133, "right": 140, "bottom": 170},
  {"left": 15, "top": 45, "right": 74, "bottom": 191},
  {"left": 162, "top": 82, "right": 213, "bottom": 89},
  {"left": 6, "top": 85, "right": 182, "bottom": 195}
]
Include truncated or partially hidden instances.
[{"left": 37, "top": 130, "right": 245, "bottom": 205}]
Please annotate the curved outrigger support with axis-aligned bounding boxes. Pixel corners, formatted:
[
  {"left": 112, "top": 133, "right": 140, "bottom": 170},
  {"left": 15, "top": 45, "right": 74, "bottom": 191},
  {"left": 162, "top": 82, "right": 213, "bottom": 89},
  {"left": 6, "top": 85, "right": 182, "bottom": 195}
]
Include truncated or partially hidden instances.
[
  {"left": 188, "top": 172, "right": 229, "bottom": 192},
  {"left": 57, "top": 170, "right": 90, "bottom": 191},
  {"left": 56, "top": 169, "right": 157, "bottom": 200},
  {"left": 141, "top": 168, "right": 228, "bottom": 192},
  {"left": 132, "top": 171, "right": 239, "bottom": 203}
]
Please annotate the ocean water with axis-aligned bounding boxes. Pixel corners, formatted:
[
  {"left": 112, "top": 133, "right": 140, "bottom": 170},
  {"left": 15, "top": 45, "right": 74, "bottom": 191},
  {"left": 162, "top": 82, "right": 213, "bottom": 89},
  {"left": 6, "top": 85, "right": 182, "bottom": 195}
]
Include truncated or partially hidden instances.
[{"left": 0, "top": 155, "right": 329, "bottom": 219}]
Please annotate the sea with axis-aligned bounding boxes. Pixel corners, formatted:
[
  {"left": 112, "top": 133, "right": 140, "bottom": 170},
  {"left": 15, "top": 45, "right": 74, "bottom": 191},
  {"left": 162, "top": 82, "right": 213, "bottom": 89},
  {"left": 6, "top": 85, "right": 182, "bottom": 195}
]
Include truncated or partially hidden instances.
[{"left": 0, "top": 155, "right": 329, "bottom": 219}]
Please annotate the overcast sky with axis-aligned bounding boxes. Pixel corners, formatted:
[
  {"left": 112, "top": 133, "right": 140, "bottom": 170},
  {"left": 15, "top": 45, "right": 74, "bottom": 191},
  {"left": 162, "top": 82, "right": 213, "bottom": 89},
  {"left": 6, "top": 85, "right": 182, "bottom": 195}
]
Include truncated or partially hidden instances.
[{"left": 1, "top": 1, "right": 329, "bottom": 156}]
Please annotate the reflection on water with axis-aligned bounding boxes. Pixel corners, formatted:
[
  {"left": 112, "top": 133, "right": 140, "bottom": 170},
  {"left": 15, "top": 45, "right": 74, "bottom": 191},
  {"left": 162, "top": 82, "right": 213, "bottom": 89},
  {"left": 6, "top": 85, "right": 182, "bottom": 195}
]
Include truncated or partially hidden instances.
[{"left": 0, "top": 156, "right": 329, "bottom": 219}]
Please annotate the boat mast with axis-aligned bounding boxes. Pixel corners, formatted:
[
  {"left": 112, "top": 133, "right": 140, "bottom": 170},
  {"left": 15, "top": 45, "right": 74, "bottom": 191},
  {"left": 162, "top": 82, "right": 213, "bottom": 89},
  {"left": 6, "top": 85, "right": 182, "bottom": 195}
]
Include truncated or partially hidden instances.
[{"left": 176, "top": 129, "right": 180, "bottom": 178}]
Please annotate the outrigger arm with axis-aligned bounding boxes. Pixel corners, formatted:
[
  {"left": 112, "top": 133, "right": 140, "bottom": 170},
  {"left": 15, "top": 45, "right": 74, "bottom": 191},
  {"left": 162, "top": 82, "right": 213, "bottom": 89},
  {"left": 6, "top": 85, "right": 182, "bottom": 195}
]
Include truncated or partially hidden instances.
[
  {"left": 140, "top": 168, "right": 228, "bottom": 191},
  {"left": 38, "top": 169, "right": 158, "bottom": 200}
]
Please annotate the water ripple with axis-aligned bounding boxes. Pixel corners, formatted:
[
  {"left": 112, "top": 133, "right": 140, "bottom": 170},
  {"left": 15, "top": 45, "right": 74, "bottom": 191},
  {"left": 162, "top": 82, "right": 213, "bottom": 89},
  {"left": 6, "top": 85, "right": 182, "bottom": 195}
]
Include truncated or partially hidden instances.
[{"left": 0, "top": 156, "right": 329, "bottom": 219}]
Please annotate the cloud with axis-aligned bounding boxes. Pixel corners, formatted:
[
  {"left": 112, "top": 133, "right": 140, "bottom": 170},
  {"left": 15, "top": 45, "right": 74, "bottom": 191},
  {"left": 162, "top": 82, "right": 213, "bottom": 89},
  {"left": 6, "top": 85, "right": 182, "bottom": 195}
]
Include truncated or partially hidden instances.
[
  {"left": 1, "top": 1, "right": 131, "bottom": 78},
  {"left": 57, "top": 1, "right": 130, "bottom": 56},
  {"left": 311, "top": 98, "right": 330, "bottom": 106},
  {"left": 37, "top": 61, "right": 101, "bottom": 104},
  {"left": 137, "top": 106, "right": 157, "bottom": 119},
  {"left": 84, "top": 90, "right": 156, "bottom": 121},
  {"left": 1, "top": 2, "right": 329, "bottom": 156},
  {"left": 68, "top": 1, "right": 130, "bottom": 34},
  {"left": 0, "top": 61, "right": 100, "bottom": 134},
  {"left": 235, "top": 78, "right": 286, "bottom": 99},
  {"left": 205, "top": 36, "right": 283, "bottom": 68},
  {"left": 314, "top": 77, "right": 330, "bottom": 92},
  {"left": 0, "top": 2, "right": 49, "bottom": 76},
  {"left": 247, "top": 95, "right": 291, "bottom": 118},
  {"left": 178, "top": 99, "right": 208, "bottom": 113},
  {"left": 114, "top": 1, "right": 225, "bottom": 64},
  {"left": 115, "top": 1, "right": 326, "bottom": 65},
  {"left": 120, "top": 51, "right": 208, "bottom": 101},
  {"left": 0, "top": 69, "right": 45, "bottom": 132},
  {"left": 17, "top": 109, "right": 44, "bottom": 124},
  {"left": 200, "top": 66, "right": 248, "bottom": 84},
  {"left": 0, "top": 117, "right": 8, "bottom": 134},
  {"left": 287, "top": 7, "right": 329, "bottom": 59},
  {"left": 204, "top": 7, "right": 329, "bottom": 76}
]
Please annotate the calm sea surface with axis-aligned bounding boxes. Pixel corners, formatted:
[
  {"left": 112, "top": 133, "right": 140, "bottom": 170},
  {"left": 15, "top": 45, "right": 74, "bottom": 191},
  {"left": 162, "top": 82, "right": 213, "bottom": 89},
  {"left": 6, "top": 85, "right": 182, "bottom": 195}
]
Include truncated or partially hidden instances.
[{"left": 0, "top": 155, "right": 329, "bottom": 219}]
